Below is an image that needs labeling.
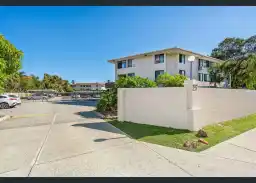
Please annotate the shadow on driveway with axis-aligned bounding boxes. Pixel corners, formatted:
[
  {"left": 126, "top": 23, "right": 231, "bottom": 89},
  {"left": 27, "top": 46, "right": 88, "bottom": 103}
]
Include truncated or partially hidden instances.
[
  {"left": 94, "top": 137, "right": 127, "bottom": 142},
  {"left": 71, "top": 122, "right": 124, "bottom": 135},
  {"left": 51, "top": 99, "right": 98, "bottom": 107},
  {"left": 75, "top": 111, "right": 100, "bottom": 118}
]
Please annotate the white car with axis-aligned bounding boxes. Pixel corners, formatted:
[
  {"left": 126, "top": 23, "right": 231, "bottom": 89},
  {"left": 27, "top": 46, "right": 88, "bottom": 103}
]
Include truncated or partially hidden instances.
[
  {"left": 72, "top": 94, "right": 80, "bottom": 99},
  {"left": 8, "top": 95, "right": 22, "bottom": 105},
  {"left": 0, "top": 94, "right": 18, "bottom": 109}
]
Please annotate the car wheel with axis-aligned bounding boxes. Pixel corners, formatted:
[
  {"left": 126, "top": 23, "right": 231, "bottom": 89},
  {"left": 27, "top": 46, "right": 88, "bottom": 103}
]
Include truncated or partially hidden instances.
[{"left": 0, "top": 103, "right": 10, "bottom": 109}]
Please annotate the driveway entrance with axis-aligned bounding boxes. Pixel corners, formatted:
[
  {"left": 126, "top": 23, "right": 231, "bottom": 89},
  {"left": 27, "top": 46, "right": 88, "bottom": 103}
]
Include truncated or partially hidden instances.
[{"left": 0, "top": 98, "right": 256, "bottom": 177}]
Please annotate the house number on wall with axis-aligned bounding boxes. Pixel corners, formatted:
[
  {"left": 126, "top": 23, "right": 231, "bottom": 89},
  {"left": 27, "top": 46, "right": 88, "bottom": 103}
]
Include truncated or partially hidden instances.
[{"left": 192, "top": 84, "right": 198, "bottom": 91}]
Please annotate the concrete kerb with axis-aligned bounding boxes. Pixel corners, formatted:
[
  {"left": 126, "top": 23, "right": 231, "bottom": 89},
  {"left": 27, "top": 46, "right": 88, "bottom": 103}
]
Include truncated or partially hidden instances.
[
  {"left": 0, "top": 115, "right": 11, "bottom": 122},
  {"left": 91, "top": 110, "right": 131, "bottom": 137}
]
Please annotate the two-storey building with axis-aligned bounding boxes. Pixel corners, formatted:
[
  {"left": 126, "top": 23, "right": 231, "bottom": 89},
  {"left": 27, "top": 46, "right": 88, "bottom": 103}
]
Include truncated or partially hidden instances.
[
  {"left": 71, "top": 82, "right": 106, "bottom": 91},
  {"left": 108, "top": 47, "right": 224, "bottom": 86}
]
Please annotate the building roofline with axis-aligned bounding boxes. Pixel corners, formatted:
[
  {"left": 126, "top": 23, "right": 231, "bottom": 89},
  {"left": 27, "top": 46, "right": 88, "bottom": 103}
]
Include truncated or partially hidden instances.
[
  {"left": 71, "top": 82, "right": 105, "bottom": 86},
  {"left": 107, "top": 47, "right": 223, "bottom": 63}
]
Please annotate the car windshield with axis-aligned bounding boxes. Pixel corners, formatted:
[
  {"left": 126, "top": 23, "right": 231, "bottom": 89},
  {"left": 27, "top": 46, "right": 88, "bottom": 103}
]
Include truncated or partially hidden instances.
[
  {"left": 8, "top": 95, "right": 18, "bottom": 98},
  {"left": 33, "top": 93, "right": 41, "bottom": 96}
]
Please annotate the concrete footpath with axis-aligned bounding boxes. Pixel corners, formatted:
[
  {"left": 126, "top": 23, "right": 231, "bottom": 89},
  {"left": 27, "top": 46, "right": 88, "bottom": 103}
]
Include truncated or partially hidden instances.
[{"left": 202, "top": 128, "right": 256, "bottom": 164}]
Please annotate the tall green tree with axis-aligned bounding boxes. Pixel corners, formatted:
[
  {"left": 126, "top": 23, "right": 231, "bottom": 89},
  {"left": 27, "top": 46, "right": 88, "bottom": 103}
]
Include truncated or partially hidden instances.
[
  {"left": 0, "top": 34, "right": 23, "bottom": 92},
  {"left": 208, "top": 62, "right": 226, "bottom": 87},
  {"left": 41, "top": 73, "right": 73, "bottom": 92},
  {"left": 4, "top": 72, "right": 21, "bottom": 92},
  {"left": 210, "top": 35, "right": 256, "bottom": 89},
  {"left": 211, "top": 37, "right": 245, "bottom": 60},
  {"left": 62, "top": 80, "right": 74, "bottom": 92}
]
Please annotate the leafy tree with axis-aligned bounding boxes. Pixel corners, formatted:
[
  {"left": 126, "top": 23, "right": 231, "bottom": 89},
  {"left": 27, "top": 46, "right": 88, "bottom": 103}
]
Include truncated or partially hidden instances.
[
  {"left": 211, "top": 35, "right": 256, "bottom": 89},
  {"left": 4, "top": 72, "right": 21, "bottom": 92},
  {"left": 156, "top": 73, "right": 187, "bottom": 87},
  {"left": 41, "top": 73, "right": 73, "bottom": 92},
  {"left": 208, "top": 63, "right": 226, "bottom": 87},
  {"left": 0, "top": 35, "right": 73, "bottom": 93},
  {"left": 211, "top": 37, "right": 245, "bottom": 60},
  {"left": 62, "top": 80, "right": 74, "bottom": 92},
  {"left": 31, "top": 74, "right": 41, "bottom": 89},
  {"left": 0, "top": 34, "right": 23, "bottom": 92}
]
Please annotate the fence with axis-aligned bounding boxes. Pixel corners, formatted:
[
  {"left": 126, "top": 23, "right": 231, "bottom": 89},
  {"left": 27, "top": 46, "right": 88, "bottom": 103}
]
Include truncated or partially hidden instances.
[
  {"left": 3, "top": 93, "right": 31, "bottom": 98},
  {"left": 118, "top": 80, "right": 256, "bottom": 131}
]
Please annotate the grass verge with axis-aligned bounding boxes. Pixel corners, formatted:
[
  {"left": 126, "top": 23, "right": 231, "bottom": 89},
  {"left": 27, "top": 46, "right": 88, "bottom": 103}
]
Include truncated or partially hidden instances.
[{"left": 107, "top": 113, "right": 256, "bottom": 152}]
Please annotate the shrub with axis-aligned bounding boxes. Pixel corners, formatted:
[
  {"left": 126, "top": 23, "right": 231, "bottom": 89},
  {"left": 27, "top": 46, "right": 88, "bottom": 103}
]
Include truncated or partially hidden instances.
[
  {"left": 156, "top": 73, "right": 187, "bottom": 87},
  {"left": 115, "top": 76, "right": 157, "bottom": 88},
  {"left": 96, "top": 76, "right": 156, "bottom": 112},
  {"left": 96, "top": 89, "right": 117, "bottom": 112}
]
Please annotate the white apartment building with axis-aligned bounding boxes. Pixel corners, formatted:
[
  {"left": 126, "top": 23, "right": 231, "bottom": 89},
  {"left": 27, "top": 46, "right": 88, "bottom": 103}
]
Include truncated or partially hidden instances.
[
  {"left": 108, "top": 47, "right": 224, "bottom": 86},
  {"left": 71, "top": 82, "right": 106, "bottom": 91}
]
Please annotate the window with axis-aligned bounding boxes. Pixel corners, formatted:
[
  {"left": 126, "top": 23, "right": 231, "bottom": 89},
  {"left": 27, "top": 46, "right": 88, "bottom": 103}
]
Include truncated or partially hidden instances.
[
  {"left": 8, "top": 95, "right": 18, "bottom": 98},
  {"left": 204, "top": 74, "right": 209, "bottom": 82},
  {"left": 198, "top": 73, "right": 203, "bottom": 81},
  {"left": 198, "top": 59, "right": 204, "bottom": 70},
  {"left": 179, "top": 70, "right": 186, "bottom": 76},
  {"left": 203, "top": 60, "right": 208, "bottom": 67},
  {"left": 117, "top": 62, "right": 122, "bottom": 69},
  {"left": 127, "top": 73, "right": 135, "bottom": 77},
  {"left": 155, "top": 54, "right": 164, "bottom": 64},
  {"left": 0, "top": 96, "right": 7, "bottom": 99},
  {"left": 179, "top": 54, "right": 185, "bottom": 64},
  {"left": 85, "top": 85, "right": 91, "bottom": 87},
  {"left": 155, "top": 70, "right": 164, "bottom": 80},
  {"left": 199, "top": 59, "right": 203, "bottom": 66},
  {"left": 117, "top": 60, "right": 126, "bottom": 69},
  {"left": 200, "top": 60, "right": 210, "bottom": 68},
  {"left": 128, "top": 59, "right": 133, "bottom": 67},
  {"left": 209, "top": 75, "right": 214, "bottom": 82},
  {"left": 206, "top": 61, "right": 210, "bottom": 68}
]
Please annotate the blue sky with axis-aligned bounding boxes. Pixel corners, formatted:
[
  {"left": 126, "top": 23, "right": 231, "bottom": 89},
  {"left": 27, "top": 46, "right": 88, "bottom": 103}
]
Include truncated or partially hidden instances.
[{"left": 1, "top": 6, "right": 256, "bottom": 83}]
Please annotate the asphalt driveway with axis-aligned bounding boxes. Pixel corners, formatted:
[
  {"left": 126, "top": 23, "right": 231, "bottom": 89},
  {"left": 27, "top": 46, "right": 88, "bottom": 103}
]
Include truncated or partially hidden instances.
[{"left": 0, "top": 98, "right": 256, "bottom": 177}]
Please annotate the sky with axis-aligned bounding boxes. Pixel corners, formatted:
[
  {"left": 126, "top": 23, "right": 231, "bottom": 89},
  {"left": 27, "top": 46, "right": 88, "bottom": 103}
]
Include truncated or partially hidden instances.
[{"left": 1, "top": 6, "right": 256, "bottom": 83}]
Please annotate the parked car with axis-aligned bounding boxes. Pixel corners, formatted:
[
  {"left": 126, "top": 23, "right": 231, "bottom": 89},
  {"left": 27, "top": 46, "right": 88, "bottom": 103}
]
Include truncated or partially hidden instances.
[
  {"left": 27, "top": 93, "right": 42, "bottom": 100},
  {"left": 8, "top": 95, "right": 21, "bottom": 105},
  {"left": 48, "top": 93, "right": 55, "bottom": 98},
  {"left": 72, "top": 94, "right": 80, "bottom": 99},
  {"left": 0, "top": 94, "right": 18, "bottom": 109},
  {"left": 28, "top": 93, "right": 49, "bottom": 101}
]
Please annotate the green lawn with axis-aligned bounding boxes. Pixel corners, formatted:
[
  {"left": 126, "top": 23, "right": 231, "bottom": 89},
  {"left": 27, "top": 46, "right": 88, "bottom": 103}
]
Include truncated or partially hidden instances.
[{"left": 107, "top": 113, "right": 256, "bottom": 152}]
